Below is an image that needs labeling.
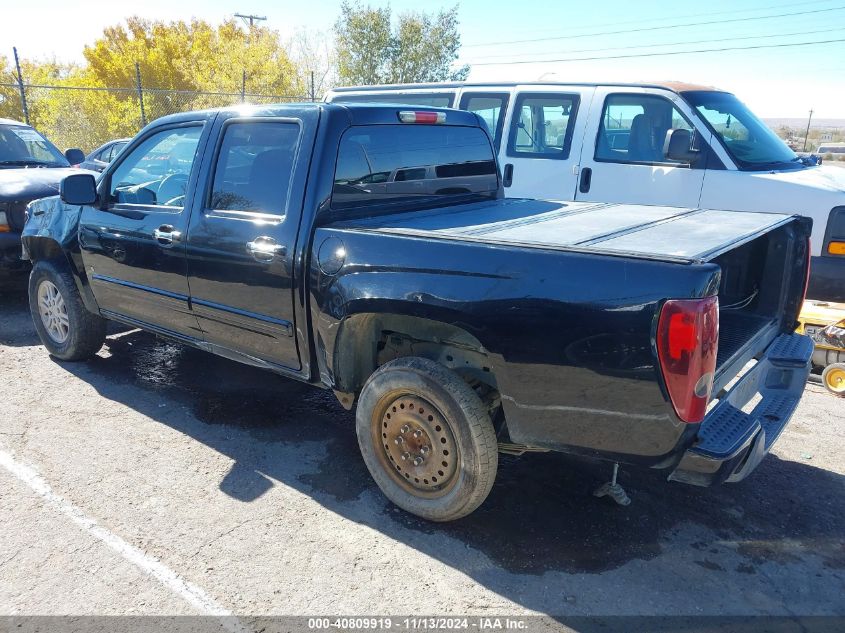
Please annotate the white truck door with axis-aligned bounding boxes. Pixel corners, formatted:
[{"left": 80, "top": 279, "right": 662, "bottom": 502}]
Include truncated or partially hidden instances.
[
  {"left": 499, "top": 87, "right": 595, "bottom": 200},
  {"left": 574, "top": 87, "right": 706, "bottom": 207}
]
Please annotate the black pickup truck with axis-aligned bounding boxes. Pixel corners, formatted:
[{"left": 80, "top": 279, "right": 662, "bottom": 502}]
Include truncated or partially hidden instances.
[{"left": 22, "top": 103, "right": 813, "bottom": 521}]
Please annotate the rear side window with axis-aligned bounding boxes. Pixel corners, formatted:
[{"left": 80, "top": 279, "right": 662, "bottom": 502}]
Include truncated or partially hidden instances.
[
  {"left": 209, "top": 121, "right": 300, "bottom": 216},
  {"left": 330, "top": 92, "right": 455, "bottom": 108},
  {"left": 332, "top": 125, "right": 498, "bottom": 211},
  {"left": 460, "top": 93, "right": 509, "bottom": 150}
]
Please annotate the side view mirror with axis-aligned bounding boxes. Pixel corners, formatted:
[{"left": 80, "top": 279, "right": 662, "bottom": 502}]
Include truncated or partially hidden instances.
[
  {"left": 64, "top": 148, "right": 85, "bottom": 166},
  {"left": 60, "top": 173, "right": 98, "bottom": 206},
  {"left": 664, "top": 129, "right": 700, "bottom": 163}
]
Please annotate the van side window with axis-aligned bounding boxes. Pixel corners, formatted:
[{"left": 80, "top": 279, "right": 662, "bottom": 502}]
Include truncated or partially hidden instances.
[
  {"left": 459, "top": 93, "right": 509, "bottom": 150},
  {"left": 596, "top": 94, "right": 694, "bottom": 164},
  {"left": 209, "top": 121, "right": 300, "bottom": 216},
  {"left": 506, "top": 93, "right": 579, "bottom": 159}
]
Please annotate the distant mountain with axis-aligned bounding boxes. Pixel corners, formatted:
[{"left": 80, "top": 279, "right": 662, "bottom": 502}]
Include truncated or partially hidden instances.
[{"left": 763, "top": 118, "right": 845, "bottom": 130}]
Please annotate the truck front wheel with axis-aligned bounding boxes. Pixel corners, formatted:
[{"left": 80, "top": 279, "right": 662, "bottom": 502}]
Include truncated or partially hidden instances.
[
  {"left": 356, "top": 357, "right": 498, "bottom": 521},
  {"left": 28, "top": 259, "right": 106, "bottom": 361}
]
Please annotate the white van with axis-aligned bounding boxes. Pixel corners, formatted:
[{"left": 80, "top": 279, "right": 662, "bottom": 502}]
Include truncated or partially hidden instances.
[{"left": 325, "top": 82, "right": 845, "bottom": 302}]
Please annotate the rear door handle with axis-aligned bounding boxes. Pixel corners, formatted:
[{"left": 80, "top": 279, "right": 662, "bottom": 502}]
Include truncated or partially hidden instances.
[
  {"left": 579, "top": 167, "right": 592, "bottom": 194},
  {"left": 246, "top": 236, "right": 286, "bottom": 262},
  {"left": 153, "top": 224, "right": 182, "bottom": 246},
  {"left": 502, "top": 163, "right": 514, "bottom": 188}
]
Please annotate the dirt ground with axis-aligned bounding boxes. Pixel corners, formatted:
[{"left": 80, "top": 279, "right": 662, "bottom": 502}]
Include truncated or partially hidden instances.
[{"left": 0, "top": 276, "right": 843, "bottom": 626}]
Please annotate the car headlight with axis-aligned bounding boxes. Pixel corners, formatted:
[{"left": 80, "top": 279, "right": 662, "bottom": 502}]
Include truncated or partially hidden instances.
[{"left": 0, "top": 203, "right": 9, "bottom": 233}]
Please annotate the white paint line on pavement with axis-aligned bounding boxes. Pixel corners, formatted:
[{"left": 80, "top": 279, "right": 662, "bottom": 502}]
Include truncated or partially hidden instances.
[{"left": 0, "top": 448, "right": 247, "bottom": 632}]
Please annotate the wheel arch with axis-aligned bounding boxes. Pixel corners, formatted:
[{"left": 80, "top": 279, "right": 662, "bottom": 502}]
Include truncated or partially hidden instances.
[
  {"left": 24, "top": 236, "right": 99, "bottom": 315},
  {"left": 331, "top": 311, "right": 499, "bottom": 398},
  {"left": 23, "top": 235, "right": 65, "bottom": 262}
]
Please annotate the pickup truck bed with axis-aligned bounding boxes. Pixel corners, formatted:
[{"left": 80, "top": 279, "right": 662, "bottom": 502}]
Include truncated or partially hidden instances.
[
  {"left": 330, "top": 199, "right": 807, "bottom": 390},
  {"left": 319, "top": 197, "right": 811, "bottom": 485}
]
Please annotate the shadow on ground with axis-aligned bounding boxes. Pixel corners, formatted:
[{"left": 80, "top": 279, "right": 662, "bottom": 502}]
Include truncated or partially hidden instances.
[{"left": 55, "top": 329, "right": 845, "bottom": 579}]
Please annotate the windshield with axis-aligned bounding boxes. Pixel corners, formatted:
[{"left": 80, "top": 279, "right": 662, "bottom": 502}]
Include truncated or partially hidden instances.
[
  {"left": 0, "top": 124, "right": 68, "bottom": 167},
  {"left": 684, "top": 91, "right": 802, "bottom": 171}
]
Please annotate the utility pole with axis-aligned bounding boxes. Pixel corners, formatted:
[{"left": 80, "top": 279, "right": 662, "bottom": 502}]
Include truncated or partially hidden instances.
[
  {"left": 234, "top": 13, "right": 267, "bottom": 28},
  {"left": 135, "top": 62, "right": 146, "bottom": 127},
  {"left": 12, "top": 47, "right": 29, "bottom": 125},
  {"left": 234, "top": 13, "right": 267, "bottom": 100},
  {"left": 803, "top": 109, "right": 814, "bottom": 152}
]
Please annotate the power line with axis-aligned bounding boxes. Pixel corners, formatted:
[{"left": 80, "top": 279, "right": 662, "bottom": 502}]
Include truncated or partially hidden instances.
[
  {"left": 462, "top": 5, "right": 845, "bottom": 49},
  {"left": 463, "top": 26, "right": 845, "bottom": 62},
  {"left": 462, "top": 0, "right": 837, "bottom": 46},
  {"left": 468, "top": 37, "right": 845, "bottom": 67}
]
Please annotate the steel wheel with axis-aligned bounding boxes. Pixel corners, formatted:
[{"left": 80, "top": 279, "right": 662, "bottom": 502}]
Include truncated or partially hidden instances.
[
  {"left": 822, "top": 363, "right": 845, "bottom": 395},
  {"left": 373, "top": 392, "right": 460, "bottom": 498},
  {"left": 37, "top": 279, "right": 70, "bottom": 344}
]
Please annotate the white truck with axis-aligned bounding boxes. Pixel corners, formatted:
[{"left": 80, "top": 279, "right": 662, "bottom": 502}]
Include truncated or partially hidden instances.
[{"left": 325, "top": 82, "right": 845, "bottom": 302}]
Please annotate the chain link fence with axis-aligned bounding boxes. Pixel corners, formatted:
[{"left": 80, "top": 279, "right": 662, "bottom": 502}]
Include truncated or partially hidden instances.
[{"left": 0, "top": 82, "right": 313, "bottom": 153}]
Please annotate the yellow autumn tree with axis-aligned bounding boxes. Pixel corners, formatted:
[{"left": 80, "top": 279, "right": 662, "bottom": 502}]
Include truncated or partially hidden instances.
[{"left": 3, "top": 17, "right": 305, "bottom": 151}]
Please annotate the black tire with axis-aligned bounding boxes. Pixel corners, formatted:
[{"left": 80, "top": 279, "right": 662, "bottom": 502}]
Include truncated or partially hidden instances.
[
  {"left": 356, "top": 357, "right": 498, "bottom": 521},
  {"left": 28, "top": 259, "right": 106, "bottom": 361}
]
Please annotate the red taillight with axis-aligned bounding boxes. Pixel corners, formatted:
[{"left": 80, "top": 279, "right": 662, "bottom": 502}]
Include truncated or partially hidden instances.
[
  {"left": 801, "top": 238, "right": 811, "bottom": 303},
  {"left": 656, "top": 296, "right": 719, "bottom": 424},
  {"left": 398, "top": 110, "right": 446, "bottom": 124}
]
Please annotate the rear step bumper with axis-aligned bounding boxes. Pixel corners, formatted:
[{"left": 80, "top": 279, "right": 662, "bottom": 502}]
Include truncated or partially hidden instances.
[{"left": 668, "top": 332, "right": 813, "bottom": 487}]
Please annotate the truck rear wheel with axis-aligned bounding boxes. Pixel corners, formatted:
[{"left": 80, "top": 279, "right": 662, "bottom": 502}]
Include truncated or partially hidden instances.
[
  {"left": 356, "top": 357, "right": 498, "bottom": 521},
  {"left": 28, "top": 259, "right": 106, "bottom": 361}
]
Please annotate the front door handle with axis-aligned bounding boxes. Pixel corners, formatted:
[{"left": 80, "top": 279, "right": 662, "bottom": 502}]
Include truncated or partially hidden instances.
[
  {"left": 579, "top": 167, "right": 593, "bottom": 194},
  {"left": 153, "top": 224, "right": 182, "bottom": 246},
  {"left": 246, "top": 236, "right": 286, "bottom": 262}
]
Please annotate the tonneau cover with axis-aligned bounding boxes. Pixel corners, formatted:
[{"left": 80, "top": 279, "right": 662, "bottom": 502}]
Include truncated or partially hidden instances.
[{"left": 337, "top": 199, "right": 796, "bottom": 263}]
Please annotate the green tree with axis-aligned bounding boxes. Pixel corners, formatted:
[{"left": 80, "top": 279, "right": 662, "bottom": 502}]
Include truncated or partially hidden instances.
[{"left": 334, "top": 1, "right": 469, "bottom": 86}]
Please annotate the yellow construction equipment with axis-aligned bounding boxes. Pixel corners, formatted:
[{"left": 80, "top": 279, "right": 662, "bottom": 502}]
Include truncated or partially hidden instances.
[{"left": 797, "top": 300, "right": 845, "bottom": 396}]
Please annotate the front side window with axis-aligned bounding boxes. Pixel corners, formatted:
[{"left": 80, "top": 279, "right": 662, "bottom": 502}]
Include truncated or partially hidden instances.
[
  {"left": 332, "top": 124, "right": 498, "bottom": 211},
  {"left": 109, "top": 126, "right": 202, "bottom": 209},
  {"left": 460, "top": 93, "right": 509, "bottom": 149},
  {"left": 209, "top": 121, "right": 300, "bottom": 215},
  {"left": 596, "top": 94, "right": 694, "bottom": 164},
  {"left": 684, "top": 91, "right": 801, "bottom": 170},
  {"left": 0, "top": 125, "right": 67, "bottom": 167},
  {"left": 507, "top": 93, "right": 579, "bottom": 159}
]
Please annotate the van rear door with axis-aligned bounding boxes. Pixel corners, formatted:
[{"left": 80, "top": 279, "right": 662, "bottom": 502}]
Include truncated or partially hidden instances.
[{"left": 574, "top": 87, "right": 707, "bottom": 207}]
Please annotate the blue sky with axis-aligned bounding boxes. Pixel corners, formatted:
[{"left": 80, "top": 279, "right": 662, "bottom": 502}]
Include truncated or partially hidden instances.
[{"left": 2, "top": 0, "right": 843, "bottom": 118}]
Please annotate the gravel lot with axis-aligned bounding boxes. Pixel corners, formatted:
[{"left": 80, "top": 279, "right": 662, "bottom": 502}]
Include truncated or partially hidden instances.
[{"left": 0, "top": 276, "right": 843, "bottom": 626}]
